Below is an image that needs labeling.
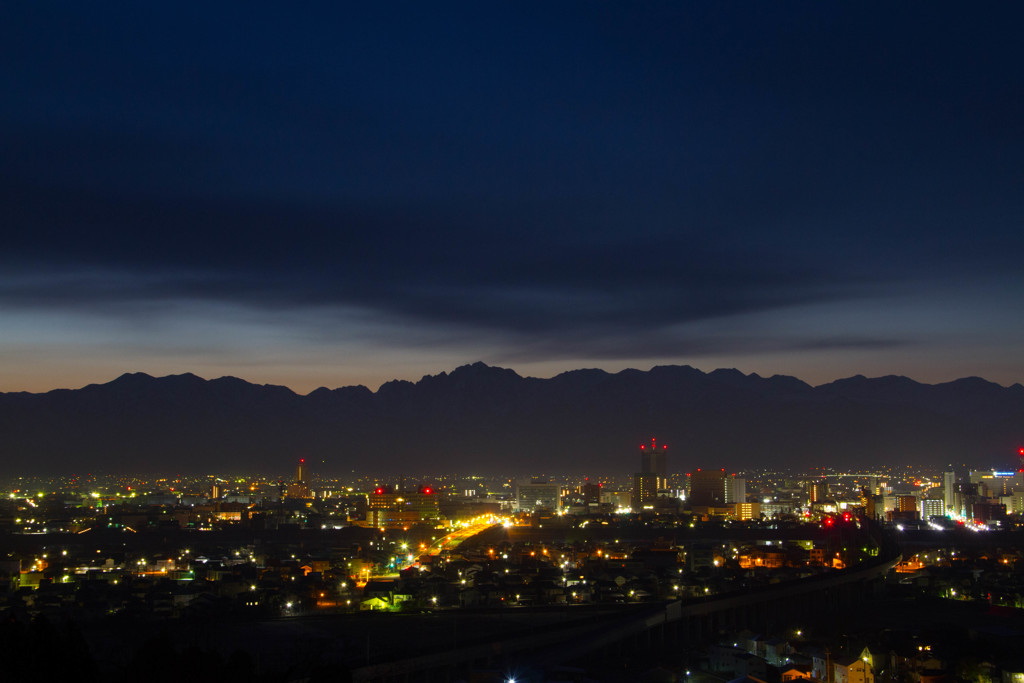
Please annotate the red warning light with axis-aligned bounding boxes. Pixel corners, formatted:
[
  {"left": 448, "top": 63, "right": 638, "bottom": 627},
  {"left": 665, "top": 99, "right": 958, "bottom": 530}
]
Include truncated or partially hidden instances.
[
  {"left": 423, "top": 486, "right": 434, "bottom": 495},
  {"left": 300, "top": 458, "right": 305, "bottom": 463},
  {"left": 842, "top": 512, "right": 852, "bottom": 522},
  {"left": 374, "top": 487, "right": 384, "bottom": 495},
  {"left": 823, "top": 517, "right": 834, "bottom": 527}
]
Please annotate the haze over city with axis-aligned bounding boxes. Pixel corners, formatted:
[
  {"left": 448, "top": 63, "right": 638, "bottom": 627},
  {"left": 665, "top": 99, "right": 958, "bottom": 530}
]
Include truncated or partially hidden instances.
[{"left": 4, "top": 4, "right": 1024, "bottom": 395}]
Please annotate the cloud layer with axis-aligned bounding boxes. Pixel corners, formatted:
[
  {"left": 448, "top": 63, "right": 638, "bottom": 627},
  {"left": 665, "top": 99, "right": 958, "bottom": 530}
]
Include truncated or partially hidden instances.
[{"left": 3, "top": 3, "right": 1023, "bottom": 391}]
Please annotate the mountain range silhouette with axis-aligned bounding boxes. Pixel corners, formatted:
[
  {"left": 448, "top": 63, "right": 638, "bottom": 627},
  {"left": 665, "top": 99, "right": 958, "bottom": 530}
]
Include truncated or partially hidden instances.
[{"left": 2, "top": 363, "right": 1021, "bottom": 476}]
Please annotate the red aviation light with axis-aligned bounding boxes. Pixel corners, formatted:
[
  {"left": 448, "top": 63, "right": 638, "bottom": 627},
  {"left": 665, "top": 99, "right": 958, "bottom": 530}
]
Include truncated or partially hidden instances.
[
  {"left": 842, "top": 512, "right": 852, "bottom": 522},
  {"left": 823, "top": 517, "right": 834, "bottom": 527},
  {"left": 663, "top": 445, "right": 667, "bottom": 449},
  {"left": 374, "top": 487, "right": 384, "bottom": 495},
  {"left": 300, "top": 458, "right": 305, "bottom": 463},
  {"left": 422, "top": 486, "right": 434, "bottom": 495}
]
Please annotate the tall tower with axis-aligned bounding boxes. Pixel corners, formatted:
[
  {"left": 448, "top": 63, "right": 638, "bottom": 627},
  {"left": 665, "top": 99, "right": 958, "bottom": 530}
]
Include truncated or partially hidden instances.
[
  {"left": 639, "top": 437, "right": 668, "bottom": 482},
  {"left": 634, "top": 438, "right": 668, "bottom": 511},
  {"left": 287, "top": 458, "right": 311, "bottom": 499},
  {"left": 943, "top": 471, "right": 955, "bottom": 514}
]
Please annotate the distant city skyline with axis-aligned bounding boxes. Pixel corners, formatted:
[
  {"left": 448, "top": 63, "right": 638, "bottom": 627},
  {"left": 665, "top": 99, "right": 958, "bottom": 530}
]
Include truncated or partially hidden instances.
[{"left": 4, "top": 5, "right": 1023, "bottom": 395}]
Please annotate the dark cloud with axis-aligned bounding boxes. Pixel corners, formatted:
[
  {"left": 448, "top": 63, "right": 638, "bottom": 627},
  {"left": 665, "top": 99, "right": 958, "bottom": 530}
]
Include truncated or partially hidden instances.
[
  {"left": 2, "top": 3, "right": 1023, "bottom": 387},
  {"left": 1, "top": 172, "right": 866, "bottom": 339}
]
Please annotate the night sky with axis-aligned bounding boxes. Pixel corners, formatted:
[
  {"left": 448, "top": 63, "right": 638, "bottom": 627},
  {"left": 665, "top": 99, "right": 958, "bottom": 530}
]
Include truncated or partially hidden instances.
[{"left": 3, "top": 3, "right": 1023, "bottom": 393}]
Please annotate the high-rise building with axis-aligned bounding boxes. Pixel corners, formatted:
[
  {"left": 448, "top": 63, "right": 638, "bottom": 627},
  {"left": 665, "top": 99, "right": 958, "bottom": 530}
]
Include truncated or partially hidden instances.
[
  {"left": 516, "top": 479, "right": 560, "bottom": 513},
  {"left": 897, "top": 495, "right": 918, "bottom": 513},
  {"left": 632, "top": 472, "right": 660, "bottom": 510},
  {"left": 724, "top": 474, "right": 746, "bottom": 504},
  {"left": 633, "top": 438, "right": 669, "bottom": 511},
  {"left": 921, "top": 498, "right": 945, "bottom": 519},
  {"left": 367, "top": 485, "right": 439, "bottom": 527},
  {"left": 969, "top": 470, "right": 1023, "bottom": 497},
  {"left": 807, "top": 480, "right": 828, "bottom": 505},
  {"left": 943, "top": 471, "right": 956, "bottom": 512},
  {"left": 639, "top": 437, "right": 668, "bottom": 481},
  {"left": 689, "top": 469, "right": 726, "bottom": 507},
  {"left": 582, "top": 482, "right": 602, "bottom": 506}
]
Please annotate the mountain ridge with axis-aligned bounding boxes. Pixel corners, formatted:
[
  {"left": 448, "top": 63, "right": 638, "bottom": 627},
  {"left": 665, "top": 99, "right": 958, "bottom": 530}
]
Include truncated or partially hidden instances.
[{"left": 1, "top": 363, "right": 1021, "bottom": 475}]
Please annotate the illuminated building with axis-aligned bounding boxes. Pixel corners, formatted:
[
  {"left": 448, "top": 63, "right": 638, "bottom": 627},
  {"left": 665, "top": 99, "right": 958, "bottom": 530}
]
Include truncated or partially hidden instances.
[
  {"left": 286, "top": 458, "right": 311, "bottom": 499},
  {"left": 833, "top": 656, "right": 874, "bottom": 683},
  {"left": 735, "top": 501, "right": 760, "bottom": 521},
  {"left": 367, "top": 485, "right": 440, "bottom": 527},
  {"left": 632, "top": 472, "right": 660, "bottom": 510},
  {"left": 600, "top": 488, "right": 632, "bottom": 509},
  {"left": 969, "top": 470, "right": 1023, "bottom": 497},
  {"left": 1005, "top": 491, "right": 1024, "bottom": 515},
  {"left": 738, "top": 546, "right": 786, "bottom": 568},
  {"left": 920, "top": 498, "right": 945, "bottom": 519},
  {"left": 806, "top": 480, "right": 828, "bottom": 505},
  {"left": 515, "top": 479, "right": 560, "bottom": 512},
  {"left": 633, "top": 438, "right": 669, "bottom": 510},
  {"left": 724, "top": 474, "right": 746, "bottom": 504},
  {"left": 943, "top": 471, "right": 956, "bottom": 511}
]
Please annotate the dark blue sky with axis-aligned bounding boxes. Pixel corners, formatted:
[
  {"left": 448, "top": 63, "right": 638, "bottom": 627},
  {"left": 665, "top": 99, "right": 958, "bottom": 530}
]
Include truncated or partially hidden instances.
[{"left": 3, "top": 3, "right": 1023, "bottom": 392}]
